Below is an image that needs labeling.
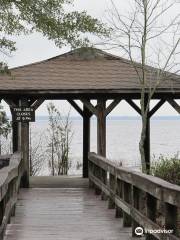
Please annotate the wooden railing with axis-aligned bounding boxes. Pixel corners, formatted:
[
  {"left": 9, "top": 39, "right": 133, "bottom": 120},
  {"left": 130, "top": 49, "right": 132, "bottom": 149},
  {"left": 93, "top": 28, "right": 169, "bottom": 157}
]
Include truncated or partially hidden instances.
[
  {"left": 88, "top": 153, "right": 180, "bottom": 240},
  {"left": 0, "top": 152, "right": 23, "bottom": 240},
  {"left": 0, "top": 155, "right": 11, "bottom": 170}
]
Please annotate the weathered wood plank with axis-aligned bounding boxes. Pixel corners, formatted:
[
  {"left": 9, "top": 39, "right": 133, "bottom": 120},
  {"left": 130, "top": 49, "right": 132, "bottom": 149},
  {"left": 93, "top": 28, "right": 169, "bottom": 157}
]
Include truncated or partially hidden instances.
[
  {"left": 29, "top": 176, "right": 89, "bottom": 188},
  {"left": 89, "top": 153, "right": 180, "bottom": 240},
  {"left": 4, "top": 188, "right": 132, "bottom": 240},
  {"left": 0, "top": 152, "right": 22, "bottom": 240},
  {"left": 89, "top": 153, "right": 180, "bottom": 206}
]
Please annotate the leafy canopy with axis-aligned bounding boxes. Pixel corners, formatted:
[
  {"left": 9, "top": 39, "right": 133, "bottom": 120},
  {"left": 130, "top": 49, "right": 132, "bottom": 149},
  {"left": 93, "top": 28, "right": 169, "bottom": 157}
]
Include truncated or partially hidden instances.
[{"left": 0, "top": 0, "right": 108, "bottom": 72}]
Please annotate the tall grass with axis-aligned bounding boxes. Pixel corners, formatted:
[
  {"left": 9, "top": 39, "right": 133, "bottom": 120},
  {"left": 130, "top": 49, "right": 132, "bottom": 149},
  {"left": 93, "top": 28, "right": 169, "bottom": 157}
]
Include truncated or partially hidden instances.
[{"left": 150, "top": 153, "right": 180, "bottom": 186}]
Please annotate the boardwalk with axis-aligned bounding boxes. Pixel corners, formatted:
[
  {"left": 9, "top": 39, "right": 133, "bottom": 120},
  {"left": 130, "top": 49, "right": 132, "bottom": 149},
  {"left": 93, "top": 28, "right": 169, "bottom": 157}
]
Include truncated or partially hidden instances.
[
  {"left": 4, "top": 188, "right": 132, "bottom": 240},
  {"left": 1, "top": 155, "right": 179, "bottom": 240}
]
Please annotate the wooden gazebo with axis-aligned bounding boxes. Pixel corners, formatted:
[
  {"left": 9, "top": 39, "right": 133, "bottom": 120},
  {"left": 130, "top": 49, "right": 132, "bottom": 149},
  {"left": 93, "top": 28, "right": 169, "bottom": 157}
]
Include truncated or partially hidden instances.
[{"left": 0, "top": 47, "right": 179, "bottom": 187}]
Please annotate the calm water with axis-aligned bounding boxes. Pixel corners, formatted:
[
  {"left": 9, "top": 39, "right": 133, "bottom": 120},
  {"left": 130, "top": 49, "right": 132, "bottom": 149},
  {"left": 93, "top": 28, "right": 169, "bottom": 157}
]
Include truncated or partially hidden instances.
[{"left": 30, "top": 118, "right": 180, "bottom": 175}]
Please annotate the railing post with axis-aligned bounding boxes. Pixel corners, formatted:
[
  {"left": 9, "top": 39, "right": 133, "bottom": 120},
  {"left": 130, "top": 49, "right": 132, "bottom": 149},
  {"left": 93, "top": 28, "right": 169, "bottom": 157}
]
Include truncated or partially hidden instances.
[
  {"left": 11, "top": 178, "right": 17, "bottom": 217},
  {"left": 132, "top": 186, "right": 140, "bottom": 237},
  {"left": 0, "top": 200, "right": 3, "bottom": 228},
  {"left": 101, "top": 168, "right": 108, "bottom": 200},
  {"left": 122, "top": 182, "right": 132, "bottom": 227},
  {"left": 94, "top": 164, "right": 101, "bottom": 195},
  {"left": 116, "top": 179, "right": 123, "bottom": 218},
  {"left": 146, "top": 193, "right": 157, "bottom": 240},
  {"left": 108, "top": 173, "right": 115, "bottom": 209},
  {"left": 88, "top": 161, "right": 94, "bottom": 188},
  {"left": 165, "top": 203, "right": 179, "bottom": 237}
]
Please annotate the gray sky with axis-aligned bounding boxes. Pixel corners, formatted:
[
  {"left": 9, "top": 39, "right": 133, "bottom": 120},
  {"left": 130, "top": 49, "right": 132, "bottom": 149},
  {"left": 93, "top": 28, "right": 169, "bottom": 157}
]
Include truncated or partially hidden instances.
[{"left": 1, "top": 0, "right": 180, "bottom": 116}]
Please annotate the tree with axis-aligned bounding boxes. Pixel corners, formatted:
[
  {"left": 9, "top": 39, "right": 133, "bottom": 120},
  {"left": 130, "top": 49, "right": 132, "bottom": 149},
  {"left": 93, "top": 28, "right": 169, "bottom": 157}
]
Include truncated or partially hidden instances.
[
  {"left": 103, "top": 0, "right": 180, "bottom": 173},
  {"left": 29, "top": 127, "right": 45, "bottom": 176},
  {"left": 0, "top": 0, "right": 108, "bottom": 73},
  {"left": 46, "top": 102, "right": 73, "bottom": 176},
  {"left": 0, "top": 104, "right": 11, "bottom": 155}
]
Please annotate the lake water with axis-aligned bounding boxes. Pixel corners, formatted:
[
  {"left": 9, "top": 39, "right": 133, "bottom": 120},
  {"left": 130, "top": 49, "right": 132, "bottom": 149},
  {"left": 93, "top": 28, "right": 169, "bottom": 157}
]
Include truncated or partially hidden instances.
[{"left": 30, "top": 118, "right": 180, "bottom": 175}]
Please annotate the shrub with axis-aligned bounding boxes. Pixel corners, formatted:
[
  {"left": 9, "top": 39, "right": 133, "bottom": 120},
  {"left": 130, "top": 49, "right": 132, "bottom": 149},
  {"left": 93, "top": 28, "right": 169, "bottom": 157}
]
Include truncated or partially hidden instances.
[{"left": 150, "top": 153, "right": 180, "bottom": 186}]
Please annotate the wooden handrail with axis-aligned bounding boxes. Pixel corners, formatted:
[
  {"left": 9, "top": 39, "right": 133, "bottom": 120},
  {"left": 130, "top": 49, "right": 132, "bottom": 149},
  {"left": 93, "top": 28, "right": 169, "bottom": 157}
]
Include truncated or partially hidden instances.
[
  {"left": 88, "top": 152, "right": 180, "bottom": 240},
  {"left": 0, "top": 152, "right": 23, "bottom": 240}
]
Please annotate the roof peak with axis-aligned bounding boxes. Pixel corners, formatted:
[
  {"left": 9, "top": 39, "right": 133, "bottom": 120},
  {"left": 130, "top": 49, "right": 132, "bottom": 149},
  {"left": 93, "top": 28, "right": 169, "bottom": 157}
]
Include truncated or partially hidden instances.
[
  {"left": 58, "top": 47, "right": 121, "bottom": 60},
  {"left": 10, "top": 47, "right": 123, "bottom": 70}
]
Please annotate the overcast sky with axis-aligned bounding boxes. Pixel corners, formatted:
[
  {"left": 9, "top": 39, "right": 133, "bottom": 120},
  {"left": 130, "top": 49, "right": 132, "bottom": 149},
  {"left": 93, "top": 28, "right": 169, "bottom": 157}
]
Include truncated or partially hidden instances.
[{"left": 1, "top": 0, "right": 180, "bottom": 116}]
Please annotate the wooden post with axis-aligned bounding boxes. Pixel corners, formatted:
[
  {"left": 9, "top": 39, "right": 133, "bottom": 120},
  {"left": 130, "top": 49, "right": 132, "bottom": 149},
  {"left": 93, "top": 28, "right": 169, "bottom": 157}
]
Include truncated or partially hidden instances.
[
  {"left": 144, "top": 95, "right": 150, "bottom": 173},
  {"left": 94, "top": 164, "right": 101, "bottom": 195},
  {"left": 20, "top": 99, "right": 30, "bottom": 188},
  {"left": 10, "top": 101, "right": 20, "bottom": 153},
  {"left": 97, "top": 99, "right": 106, "bottom": 156},
  {"left": 132, "top": 186, "right": 140, "bottom": 237},
  {"left": 101, "top": 168, "right": 108, "bottom": 200},
  {"left": 123, "top": 182, "right": 132, "bottom": 227},
  {"left": 165, "top": 203, "right": 178, "bottom": 237},
  {"left": 0, "top": 200, "right": 3, "bottom": 227},
  {"left": 108, "top": 174, "right": 115, "bottom": 209},
  {"left": 83, "top": 104, "right": 91, "bottom": 178},
  {"left": 146, "top": 193, "right": 157, "bottom": 240},
  {"left": 12, "top": 122, "right": 19, "bottom": 153},
  {"left": 116, "top": 179, "right": 123, "bottom": 218}
]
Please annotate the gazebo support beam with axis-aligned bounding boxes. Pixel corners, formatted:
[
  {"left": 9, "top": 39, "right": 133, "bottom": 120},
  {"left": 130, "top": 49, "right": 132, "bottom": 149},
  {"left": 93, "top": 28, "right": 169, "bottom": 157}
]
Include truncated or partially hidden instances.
[
  {"left": 167, "top": 99, "right": 180, "bottom": 114},
  {"left": 105, "top": 99, "right": 121, "bottom": 116},
  {"left": 20, "top": 98, "right": 30, "bottom": 188},
  {"left": 148, "top": 99, "right": 166, "bottom": 118},
  {"left": 31, "top": 99, "right": 45, "bottom": 110},
  {"left": 126, "top": 99, "right": 141, "bottom": 115},
  {"left": 11, "top": 118, "right": 19, "bottom": 153},
  {"left": 4, "top": 99, "right": 20, "bottom": 153},
  {"left": 81, "top": 99, "right": 97, "bottom": 116},
  {"left": 97, "top": 99, "right": 106, "bottom": 156},
  {"left": 83, "top": 103, "right": 91, "bottom": 178},
  {"left": 68, "top": 100, "right": 84, "bottom": 117},
  {"left": 81, "top": 98, "right": 121, "bottom": 157}
]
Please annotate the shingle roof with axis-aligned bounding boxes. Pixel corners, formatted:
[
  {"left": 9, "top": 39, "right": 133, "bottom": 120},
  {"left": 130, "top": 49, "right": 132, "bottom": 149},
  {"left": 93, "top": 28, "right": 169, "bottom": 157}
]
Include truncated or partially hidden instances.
[{"left": 0, "top": 47, "right": 179, "bottom": 93}]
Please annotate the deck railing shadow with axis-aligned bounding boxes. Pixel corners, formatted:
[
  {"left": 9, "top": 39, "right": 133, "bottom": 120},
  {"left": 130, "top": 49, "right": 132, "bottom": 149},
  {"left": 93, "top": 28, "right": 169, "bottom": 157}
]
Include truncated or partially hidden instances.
[
  {"left": 0, "top": 152, "right": 22, "bottom": 240},
  {"left": 88, "top": 152, "right": 180, "bottom": 240}
]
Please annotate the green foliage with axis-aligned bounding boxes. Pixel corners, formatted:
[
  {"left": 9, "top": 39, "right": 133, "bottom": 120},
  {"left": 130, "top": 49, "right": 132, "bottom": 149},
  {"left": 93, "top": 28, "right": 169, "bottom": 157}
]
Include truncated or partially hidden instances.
[
  {"left": 0, "top": 0, "right": 109, "bottom": 60},
  {"left": 150, "top": 154, "right": 180, "bottom": 186}
]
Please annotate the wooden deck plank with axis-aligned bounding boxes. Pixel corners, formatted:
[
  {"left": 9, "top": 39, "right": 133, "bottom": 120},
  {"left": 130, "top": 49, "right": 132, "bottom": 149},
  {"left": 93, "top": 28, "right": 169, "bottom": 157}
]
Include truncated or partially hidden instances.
[
  {"left": 4, "top": 188, "right": 133, "bottom": 240},
  {"left": 29, "top": 176, "right": 89, "bottom": 188}
]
